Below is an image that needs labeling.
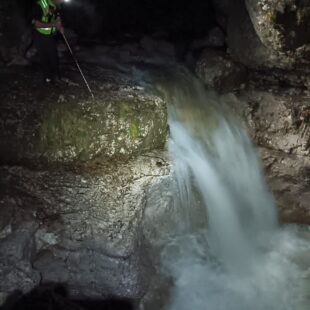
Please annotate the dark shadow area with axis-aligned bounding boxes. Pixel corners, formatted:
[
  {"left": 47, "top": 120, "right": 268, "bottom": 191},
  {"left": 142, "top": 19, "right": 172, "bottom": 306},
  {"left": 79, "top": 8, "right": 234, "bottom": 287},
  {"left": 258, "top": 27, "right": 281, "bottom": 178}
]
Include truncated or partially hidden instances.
[
  {"left": 274, "top": 0, "right": 310, "bottom": 50},
  {"left": 16, "top": 0, "right": 217, "bottom": 41},
  {"left": 0, "top": 284, "right": 134, "bottom": 310}
]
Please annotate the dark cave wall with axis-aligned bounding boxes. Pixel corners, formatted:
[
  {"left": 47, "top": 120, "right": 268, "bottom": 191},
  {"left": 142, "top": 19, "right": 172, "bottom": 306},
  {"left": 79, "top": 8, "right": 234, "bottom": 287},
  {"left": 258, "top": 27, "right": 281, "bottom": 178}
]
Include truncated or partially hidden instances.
[
  {"left": 62, "top": 0, "right": 216, "bottom": 39},
  {"left": 5, "top": 0, "right": 217, "bottom": 39},
  {"left": 0, "top": 0, "right": 32, "bottom": 63},
  {"left": 1, "top": 0, "right": 310, "bottom": 74}
]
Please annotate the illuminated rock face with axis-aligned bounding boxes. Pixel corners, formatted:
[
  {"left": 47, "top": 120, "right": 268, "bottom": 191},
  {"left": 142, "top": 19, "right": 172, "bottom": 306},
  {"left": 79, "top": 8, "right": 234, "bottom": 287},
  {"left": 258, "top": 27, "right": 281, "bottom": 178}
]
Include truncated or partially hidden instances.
[
  {"left": 37, "top": 95, "right": 167, "bottom": 163},
  {"left": 0, "top": 77, "right": 167, "bottom": 166}
]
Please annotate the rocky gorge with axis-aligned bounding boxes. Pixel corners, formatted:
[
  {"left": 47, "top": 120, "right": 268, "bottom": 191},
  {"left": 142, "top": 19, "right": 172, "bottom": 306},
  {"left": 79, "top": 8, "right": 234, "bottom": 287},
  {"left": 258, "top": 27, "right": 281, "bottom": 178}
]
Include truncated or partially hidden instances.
[{"left": 0, "top": 0, "right": 310, "bottom": 309}]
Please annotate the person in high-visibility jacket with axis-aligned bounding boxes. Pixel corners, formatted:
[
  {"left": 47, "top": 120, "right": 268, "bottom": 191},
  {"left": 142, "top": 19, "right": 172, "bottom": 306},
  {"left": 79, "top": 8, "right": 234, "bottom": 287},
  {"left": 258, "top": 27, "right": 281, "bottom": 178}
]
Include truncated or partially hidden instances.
[{"left": 32, "top": 0, "right": 65, "bottom": 83}]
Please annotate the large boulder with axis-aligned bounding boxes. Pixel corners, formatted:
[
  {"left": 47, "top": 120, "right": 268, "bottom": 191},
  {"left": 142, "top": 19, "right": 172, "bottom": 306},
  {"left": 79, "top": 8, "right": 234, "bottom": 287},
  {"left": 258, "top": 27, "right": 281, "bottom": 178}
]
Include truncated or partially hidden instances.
[
  {"left": 0, "top": 68, "right": 167, "bottom": 166},
  {"left": 245, "top": 0, "right": 310, "bottom": 52},
  {"left": 226, "top": 0, "right": 287, "bottom": 69},
  {"left": 221, "top": 0, "right": 310, "bottom": 71}
]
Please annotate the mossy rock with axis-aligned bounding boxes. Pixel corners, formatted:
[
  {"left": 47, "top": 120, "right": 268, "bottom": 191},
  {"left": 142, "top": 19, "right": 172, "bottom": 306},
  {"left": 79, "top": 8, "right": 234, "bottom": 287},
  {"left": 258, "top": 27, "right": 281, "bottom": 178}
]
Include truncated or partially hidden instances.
[
  {"left": 0, "top": 92, "right": 167, "bottom": 165},
  {"left": 37, "top": 98, "right": 167, "bottom": 163}
]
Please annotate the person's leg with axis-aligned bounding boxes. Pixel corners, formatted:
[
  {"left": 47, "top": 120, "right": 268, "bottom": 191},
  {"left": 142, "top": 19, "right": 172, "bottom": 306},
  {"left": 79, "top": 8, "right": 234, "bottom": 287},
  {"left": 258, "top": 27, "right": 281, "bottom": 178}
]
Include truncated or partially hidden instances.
[
  {"left": 33, "top": 31, "right": 53, "bottom": 82},
  {"left": 46, "top": 35, "right": 60, "bottom": 81}
]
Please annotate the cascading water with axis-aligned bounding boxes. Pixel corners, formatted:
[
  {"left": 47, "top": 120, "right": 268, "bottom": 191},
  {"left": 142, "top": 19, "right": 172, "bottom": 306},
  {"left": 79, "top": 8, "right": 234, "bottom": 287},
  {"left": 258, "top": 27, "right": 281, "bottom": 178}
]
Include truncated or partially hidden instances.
[{"left": 155, "top": 69, "right": 310, "bottom": 310}]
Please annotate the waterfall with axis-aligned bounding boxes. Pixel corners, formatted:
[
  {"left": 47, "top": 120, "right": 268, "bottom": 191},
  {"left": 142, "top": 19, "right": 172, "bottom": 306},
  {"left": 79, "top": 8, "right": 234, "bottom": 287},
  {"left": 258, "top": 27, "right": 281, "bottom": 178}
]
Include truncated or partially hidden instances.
[{"left": 157, "top": 69, "right": 310, "bottom": 310}]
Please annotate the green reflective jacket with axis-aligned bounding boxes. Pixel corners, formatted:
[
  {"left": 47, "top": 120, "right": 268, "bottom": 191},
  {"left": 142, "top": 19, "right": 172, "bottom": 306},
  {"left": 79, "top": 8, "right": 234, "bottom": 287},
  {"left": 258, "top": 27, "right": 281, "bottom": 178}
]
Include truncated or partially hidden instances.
[{"left": 36, "top": 0, "right": 57, "bottom": 35}]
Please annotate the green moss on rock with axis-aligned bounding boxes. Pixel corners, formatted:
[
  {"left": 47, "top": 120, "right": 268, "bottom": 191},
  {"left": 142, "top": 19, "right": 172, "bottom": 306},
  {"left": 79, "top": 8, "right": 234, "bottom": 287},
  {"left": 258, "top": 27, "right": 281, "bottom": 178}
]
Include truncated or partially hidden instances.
[
  {"left": 38, "top": 97, "right": 167, "bottom": 163},
  {"left": 129, "top": 121, "right": 140, "bottom": 140}
]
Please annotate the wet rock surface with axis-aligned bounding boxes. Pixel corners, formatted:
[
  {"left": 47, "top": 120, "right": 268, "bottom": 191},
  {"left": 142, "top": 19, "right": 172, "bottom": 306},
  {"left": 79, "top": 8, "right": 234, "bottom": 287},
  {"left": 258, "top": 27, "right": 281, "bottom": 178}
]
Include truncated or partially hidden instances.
[
  {"left": 232, "top": 88, "right": 310, "bottom": 156},
  {"left": 224, "top": 86, "right": 310, "bottom": 224},
  {"left": 0, "top": 151, "right": 170, "bottom": 300},
  {"left": 224, "top": 0, "right": 310, "bottom": 71},
  {"left": 0, "top": 66, "right": 167, "bottom": 166},
  {"left": 191, "top": 0, "right": 310, "bottom": 224},
  {"left": 259, "top": 147, "right": 310, "bottom": 224},
  {"left": 0, "top": 60, "right": 169, "bottom": 304},
  {"left": 245, "top": 0, "right": 310, "bottom": 52}
]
